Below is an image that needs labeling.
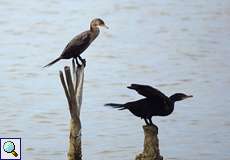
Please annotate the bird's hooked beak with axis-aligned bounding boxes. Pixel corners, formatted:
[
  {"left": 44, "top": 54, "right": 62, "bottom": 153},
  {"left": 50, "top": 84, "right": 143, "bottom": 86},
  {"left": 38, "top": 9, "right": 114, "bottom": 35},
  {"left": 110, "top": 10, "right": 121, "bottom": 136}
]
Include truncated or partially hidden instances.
[
  {"left": 183, "top": 95, "right": 193, "bottom": 100},
  {"left": 102, "top": 24, "right": 109, "bottom": 29}
]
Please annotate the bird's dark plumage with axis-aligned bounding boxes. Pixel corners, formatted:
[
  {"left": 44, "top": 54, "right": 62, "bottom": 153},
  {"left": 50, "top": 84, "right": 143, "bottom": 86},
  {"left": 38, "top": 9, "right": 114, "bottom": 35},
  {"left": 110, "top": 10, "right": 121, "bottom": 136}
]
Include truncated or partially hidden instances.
[
  {"left": 105, "top": 84, "right": 192, "bottom": 125},
  {"left": 127, "top": 84, "right": 167, "bottom": 99},
  {"left": 44, "top": 18, "right": 108, "bottom": 67}
]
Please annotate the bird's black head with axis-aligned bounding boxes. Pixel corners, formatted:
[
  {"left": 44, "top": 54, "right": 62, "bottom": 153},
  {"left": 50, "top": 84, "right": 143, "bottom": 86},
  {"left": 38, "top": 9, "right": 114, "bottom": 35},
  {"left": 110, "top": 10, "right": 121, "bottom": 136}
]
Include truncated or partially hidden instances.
[
  {"left": 169, "top": 93, "right": 193, "bottom": 102},
  {"left": 90, "top": 18, "right": 109, "bottom": 29}
]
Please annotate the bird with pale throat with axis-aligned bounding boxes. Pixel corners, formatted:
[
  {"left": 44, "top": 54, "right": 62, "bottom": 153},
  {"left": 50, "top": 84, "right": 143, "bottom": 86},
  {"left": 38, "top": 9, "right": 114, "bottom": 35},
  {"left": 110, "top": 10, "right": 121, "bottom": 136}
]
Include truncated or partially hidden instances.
[{"left": 44, "top": 18, "right": 108, "bottom": 67}]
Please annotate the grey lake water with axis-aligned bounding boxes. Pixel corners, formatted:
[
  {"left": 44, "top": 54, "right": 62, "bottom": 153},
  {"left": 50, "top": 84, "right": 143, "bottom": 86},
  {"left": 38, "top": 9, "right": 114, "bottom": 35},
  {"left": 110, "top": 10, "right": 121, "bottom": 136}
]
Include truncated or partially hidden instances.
[{"left": 0, "top": 0, "right": 230, "bottom": 159}]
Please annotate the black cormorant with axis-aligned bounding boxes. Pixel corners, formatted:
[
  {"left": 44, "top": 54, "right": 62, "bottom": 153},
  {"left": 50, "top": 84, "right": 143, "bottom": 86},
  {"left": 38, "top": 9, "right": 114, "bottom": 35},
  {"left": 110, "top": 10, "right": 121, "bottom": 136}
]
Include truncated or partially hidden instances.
[
  {"left": 44, "top": 18, "right": 108, "bottom": 67},
  {"left": 105, "top": 84, "right": 193, "bottom": 125}
]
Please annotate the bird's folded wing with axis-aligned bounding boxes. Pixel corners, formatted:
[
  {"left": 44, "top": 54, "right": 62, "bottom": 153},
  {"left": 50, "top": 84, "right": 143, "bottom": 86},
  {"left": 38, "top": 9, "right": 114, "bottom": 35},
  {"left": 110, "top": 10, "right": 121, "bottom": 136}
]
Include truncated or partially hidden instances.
[
  {"left": 127, "top": 84, "right": 167, "bottom": 99},
  {"left": 61, "top": 31, "right": 91, "bottom": 56}
]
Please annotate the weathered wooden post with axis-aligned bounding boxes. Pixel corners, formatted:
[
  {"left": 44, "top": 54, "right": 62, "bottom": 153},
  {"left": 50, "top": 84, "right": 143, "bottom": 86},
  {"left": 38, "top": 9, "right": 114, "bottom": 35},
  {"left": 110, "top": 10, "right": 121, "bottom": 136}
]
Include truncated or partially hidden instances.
[
  {"left": 135, "top": 125, "right": 163, "bottom": 160},
  {"left": 59, "top": 60, "right": 84, "bottom": 160}
]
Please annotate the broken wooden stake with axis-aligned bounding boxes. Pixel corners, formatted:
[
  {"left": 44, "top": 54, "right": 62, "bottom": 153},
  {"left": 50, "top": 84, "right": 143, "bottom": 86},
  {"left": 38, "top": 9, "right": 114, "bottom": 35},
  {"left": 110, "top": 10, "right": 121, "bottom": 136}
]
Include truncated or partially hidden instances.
[{"left": 59, "top": 60, "right": 84, "bottom": 160}]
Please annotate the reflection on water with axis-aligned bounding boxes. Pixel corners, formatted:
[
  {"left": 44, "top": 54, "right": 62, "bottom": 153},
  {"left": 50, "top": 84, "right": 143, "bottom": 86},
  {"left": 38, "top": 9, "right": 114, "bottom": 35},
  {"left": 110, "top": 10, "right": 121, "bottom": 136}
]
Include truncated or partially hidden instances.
[{"left": 0, "top": 0, "right": 230, "bottom": 160}]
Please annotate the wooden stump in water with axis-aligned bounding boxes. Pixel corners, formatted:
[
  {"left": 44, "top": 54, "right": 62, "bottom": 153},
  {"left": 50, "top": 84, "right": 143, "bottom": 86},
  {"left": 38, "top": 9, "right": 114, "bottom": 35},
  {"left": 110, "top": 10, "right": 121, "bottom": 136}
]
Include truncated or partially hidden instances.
[
  {"left": 135, "top": 125, "right": 163, "bottom": 160},
  {"left": 59, "top": 60, "right": 84, "bottom": 160}
]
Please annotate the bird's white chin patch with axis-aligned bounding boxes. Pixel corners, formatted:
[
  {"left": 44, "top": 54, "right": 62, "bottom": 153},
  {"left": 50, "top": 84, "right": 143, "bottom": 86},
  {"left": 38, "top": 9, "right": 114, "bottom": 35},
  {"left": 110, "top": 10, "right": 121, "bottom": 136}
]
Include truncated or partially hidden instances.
[{"left": 100, "top": 24, "right": 109, "bottom": 29}]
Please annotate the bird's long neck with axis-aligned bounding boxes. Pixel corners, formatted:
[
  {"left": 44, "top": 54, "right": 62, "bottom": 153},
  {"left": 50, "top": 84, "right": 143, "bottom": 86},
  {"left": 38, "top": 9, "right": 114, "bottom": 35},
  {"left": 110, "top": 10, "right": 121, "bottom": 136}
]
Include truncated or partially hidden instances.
[
  {"left": 167, "top": 96, "right": 178, "bottom": 112},
  {"left": 169, "top": 93, "right": 179, "bottom": 102},
  {"left": 169, "top": 98, "right": 177, "bottom": 104},
  {"left": 89, "top": 27, "right": 100, "bottom": 42},
  {"left": 162, "top": 100, "right": 175, "bottom": 116}
]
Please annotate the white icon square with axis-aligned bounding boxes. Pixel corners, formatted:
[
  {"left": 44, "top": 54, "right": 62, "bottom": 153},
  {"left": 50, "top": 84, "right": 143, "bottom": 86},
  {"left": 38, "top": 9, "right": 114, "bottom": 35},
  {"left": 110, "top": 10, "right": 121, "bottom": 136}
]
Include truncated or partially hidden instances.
[{"left": 0, "top": 138, "right": 21, "bottom": 160}]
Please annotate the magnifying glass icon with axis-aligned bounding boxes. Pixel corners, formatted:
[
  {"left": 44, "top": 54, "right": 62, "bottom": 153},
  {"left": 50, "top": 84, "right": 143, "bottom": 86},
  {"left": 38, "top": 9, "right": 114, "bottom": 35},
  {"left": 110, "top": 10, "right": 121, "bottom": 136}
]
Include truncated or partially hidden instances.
[{"left": 3, "top": 141, "right": 18, "bottom": 157}]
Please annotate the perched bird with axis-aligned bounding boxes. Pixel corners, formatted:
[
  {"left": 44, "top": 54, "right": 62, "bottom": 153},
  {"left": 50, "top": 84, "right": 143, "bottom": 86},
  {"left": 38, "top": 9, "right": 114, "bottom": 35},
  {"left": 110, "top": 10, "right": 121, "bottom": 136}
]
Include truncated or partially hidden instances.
[
  {"left": 105, "top": 84, "right": 192, "bottom": 125},
  {"left": 44, "top": 18, "right": 108, "bottom": 67}
]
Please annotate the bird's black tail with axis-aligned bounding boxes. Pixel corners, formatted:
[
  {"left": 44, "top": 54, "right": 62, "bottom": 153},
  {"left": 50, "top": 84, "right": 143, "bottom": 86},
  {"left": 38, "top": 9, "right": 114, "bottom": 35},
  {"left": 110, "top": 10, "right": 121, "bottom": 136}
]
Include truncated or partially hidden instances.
[
  {"left": 104, "top": 103, "right": 126, "bottom": 110},
  {"left": 43, "top": 57, "right": 61, "bottom": 68}
]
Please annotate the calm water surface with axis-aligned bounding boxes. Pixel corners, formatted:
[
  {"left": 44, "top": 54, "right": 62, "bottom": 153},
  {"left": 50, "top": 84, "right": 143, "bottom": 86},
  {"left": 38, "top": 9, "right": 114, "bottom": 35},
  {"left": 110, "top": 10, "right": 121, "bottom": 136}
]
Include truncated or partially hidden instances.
[{"left": 0, "top": 0, "right": 230, "bottom": 160}]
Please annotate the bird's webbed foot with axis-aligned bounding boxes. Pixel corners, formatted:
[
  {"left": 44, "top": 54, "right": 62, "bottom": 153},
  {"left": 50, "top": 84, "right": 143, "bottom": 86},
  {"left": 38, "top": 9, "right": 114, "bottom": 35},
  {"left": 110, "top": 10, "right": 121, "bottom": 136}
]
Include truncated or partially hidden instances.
[{"left": 78, "top": 56, "right": 86, "bottom": 67}]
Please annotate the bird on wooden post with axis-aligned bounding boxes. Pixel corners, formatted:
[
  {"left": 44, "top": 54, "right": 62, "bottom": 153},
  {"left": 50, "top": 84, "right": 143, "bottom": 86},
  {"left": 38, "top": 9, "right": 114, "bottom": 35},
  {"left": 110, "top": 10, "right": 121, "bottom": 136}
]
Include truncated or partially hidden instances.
[
  {"left": 105, "top": 84, "right": 193, "bottom": 126},
  {"left": 44, "top": 18, "right": 108, "bottom": 67}
]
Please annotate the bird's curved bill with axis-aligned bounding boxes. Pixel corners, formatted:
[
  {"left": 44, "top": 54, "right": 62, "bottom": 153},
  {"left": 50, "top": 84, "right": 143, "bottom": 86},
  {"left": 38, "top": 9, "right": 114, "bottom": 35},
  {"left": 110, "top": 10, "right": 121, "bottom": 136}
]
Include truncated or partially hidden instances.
[
  {"left": 185, "top": 95, "right": 193, "bottom": 99},
  {"left": 103, "top": 24, "right": 109, "bottom": 29}
]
